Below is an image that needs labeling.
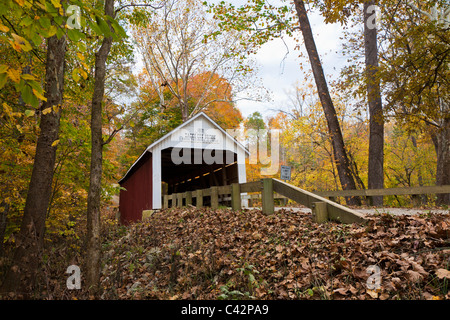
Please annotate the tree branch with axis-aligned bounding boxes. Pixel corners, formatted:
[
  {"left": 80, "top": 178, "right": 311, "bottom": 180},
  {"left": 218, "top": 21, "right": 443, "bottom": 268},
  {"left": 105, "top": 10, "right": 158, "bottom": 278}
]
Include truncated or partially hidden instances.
[{"left": 115, "top": 2, "right": 165, "bottom": 14}]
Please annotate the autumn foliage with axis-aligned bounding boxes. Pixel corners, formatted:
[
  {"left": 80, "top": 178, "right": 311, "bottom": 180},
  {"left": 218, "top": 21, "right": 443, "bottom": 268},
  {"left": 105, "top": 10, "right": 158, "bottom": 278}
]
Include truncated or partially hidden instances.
[{"left": 96, "top": 207, "right": 449, "bottom": 300}]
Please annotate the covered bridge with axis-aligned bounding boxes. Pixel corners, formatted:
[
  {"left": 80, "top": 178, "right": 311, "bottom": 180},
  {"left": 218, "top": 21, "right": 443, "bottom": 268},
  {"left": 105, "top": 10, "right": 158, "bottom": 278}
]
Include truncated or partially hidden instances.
[{"left": 118, "top": 112, "right": 248, "bottom": 224}]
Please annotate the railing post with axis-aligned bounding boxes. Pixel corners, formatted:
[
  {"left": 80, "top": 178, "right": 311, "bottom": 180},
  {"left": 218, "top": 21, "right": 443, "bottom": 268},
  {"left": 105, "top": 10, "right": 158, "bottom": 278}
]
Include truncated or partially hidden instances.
[
  {"left": 211, "top": 186, "right": 219, "bottom": 209},
  {"left": 163, "top": 194, "right": 169, "bottom": 209},
  {"left": 196, "top": 189, "right": 203, "bottom": 208},
  {"left": 231, "top": 183, "right": 241, "bottom": 211},
  {"left": 177, "top": 193, "right": 183, "bottom": 208},
  {"left": 186, "top": 191, "right": 192, "bottom": 206},
  {"left": 312, "top": 201, "right": 328, "bottom": 223},
  {"left": 262, "top": 178, "right": 274, "bottom": 215}
]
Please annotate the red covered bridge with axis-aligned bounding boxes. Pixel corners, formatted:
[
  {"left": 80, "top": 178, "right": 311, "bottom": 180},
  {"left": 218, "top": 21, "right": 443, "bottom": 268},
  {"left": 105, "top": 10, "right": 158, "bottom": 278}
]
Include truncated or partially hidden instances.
[{"left": 118, "top": 112, "right": 248, "bottom": 224}]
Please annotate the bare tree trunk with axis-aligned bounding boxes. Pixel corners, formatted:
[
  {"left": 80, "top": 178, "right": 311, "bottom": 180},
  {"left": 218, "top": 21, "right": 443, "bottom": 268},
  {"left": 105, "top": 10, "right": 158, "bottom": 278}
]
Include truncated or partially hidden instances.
[
  {"left": 0, "top": 201, "right": 9, "bottom": 255},
  {"left": 85, "top": 0, "right": 114, "bottom": 294},
  {"left": 364, "top": 1, "right": 384, "bottom": 206},
  {"left": 181, "top": 101, "right": 189, "bottom": 122},
  {"left": 0, "top": 35, "right": 66, "bottom": 297},
  {"left": 434, "top": 118, "right": 450, "bottom": 205},
  {"left": 293, "top": 0, "right": 360, "bottom": 205}
]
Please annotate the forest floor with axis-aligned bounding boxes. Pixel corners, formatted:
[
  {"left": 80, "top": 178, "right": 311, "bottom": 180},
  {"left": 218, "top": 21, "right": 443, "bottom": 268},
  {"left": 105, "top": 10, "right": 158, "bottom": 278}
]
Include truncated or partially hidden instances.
[
  {"left": 1, "top": 206, "right": 448, "bottom": 300},
  {"left": 260, "top": 205, "right": 449, "bottom": 216},
  {"left": 95, "top": 206, "right": 449, "bottom": 300}
]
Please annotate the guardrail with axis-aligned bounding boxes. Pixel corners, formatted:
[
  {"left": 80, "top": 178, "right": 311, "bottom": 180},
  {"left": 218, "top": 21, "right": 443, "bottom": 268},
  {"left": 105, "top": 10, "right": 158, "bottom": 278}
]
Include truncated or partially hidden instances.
[
  {"left": 162, "top": 178, "right": 367, "bottom": 224},
  {"left": 244, "top": 184, "right": 450, "bottom": 206},
  {"left": 315, "top": 185, "right": 450, "bottom": 204},
  {"left": 163, "top": 180, "right": 449, "bottom": 224}
]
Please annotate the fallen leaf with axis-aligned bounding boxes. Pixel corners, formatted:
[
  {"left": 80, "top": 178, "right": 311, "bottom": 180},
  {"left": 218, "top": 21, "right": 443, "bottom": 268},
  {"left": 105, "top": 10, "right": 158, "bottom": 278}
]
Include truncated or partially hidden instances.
[
  {"left": 407, "top": 270, "right": 423, "bottom": 282},
  {"left": 435, "top": 268, "right": 450, "bottom": 279},
  {"left": 333, "top": 288, "right": 348, "bottom": 295},
  {"left": 366, "top": 289, "right": 379, "bottom": 299},
  {"left": 379, "top": 292, "right": 390, "bottom": 300}
]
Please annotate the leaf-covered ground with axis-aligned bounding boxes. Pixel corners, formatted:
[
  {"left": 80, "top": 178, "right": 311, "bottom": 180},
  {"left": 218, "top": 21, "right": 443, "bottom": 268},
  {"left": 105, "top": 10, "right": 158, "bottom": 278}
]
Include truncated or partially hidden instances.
[{"left": 99, "top": 207, "right": 449, "bottom": 300}]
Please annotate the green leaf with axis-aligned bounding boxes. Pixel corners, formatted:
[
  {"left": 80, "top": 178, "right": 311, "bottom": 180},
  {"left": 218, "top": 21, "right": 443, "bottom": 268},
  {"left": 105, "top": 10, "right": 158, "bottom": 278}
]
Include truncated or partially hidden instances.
[
  {"left": 111, "top": 20, "right": 127, "bottom": 38},
  {"left": 54, "top": 15, "right": 64, "bottom": 26},
  {"left": 67, "top": 28, "right": 81, "bottom": 42},
  {"left": 88, "top": 19, "right": 102, "bottom": 36},
  {"left": 0, "top": 73, "right": 7, "bottom": 89},
  {"left": 39, "top": 17, "right": 51, "bottom": 29},
  {"left": 27, "top": 80, "right": 42, "bottom": 92},
  {"left": 96, "top": 16, "right": 111, "bottom": 36},
  {"left": 56, "top": 27, "right": 65, "bottom": 39},
  {"left": 19, "top": 16, "right": 34, "bottom": 27},
  {"left": 72, "top": 68, "right": 80, "bottom": 83},
  {"left": 31, "top": 31, "right": 43, "bottom": 46},
  {"left": 21, "top": 85, "right": 38, "bottom": 107},
  {"left": 25, "top": 109, "right": 35, "bottom": 117}
]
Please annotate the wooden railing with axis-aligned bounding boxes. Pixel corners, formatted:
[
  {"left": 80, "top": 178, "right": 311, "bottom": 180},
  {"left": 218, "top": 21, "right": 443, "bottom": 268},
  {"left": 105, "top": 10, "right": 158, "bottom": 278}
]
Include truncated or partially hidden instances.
[
  {"left": 315, "top": 185, "right": 450, "bottom": 203},
  {"left": 245, "top": 185, "right": 450, "bottom": 206},
  {"left": 163, "top": 180, "right": 449, "bottom": 224},
  {"left": 162, "top": 178, "right": 367, "bottom": 224}
]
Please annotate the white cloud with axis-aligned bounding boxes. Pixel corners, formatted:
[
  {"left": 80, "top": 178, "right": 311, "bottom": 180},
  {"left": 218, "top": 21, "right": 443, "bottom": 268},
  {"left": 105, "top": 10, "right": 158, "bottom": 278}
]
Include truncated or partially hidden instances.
[{"left": 237, "top": 10, "right": 347, "bottom": 120}]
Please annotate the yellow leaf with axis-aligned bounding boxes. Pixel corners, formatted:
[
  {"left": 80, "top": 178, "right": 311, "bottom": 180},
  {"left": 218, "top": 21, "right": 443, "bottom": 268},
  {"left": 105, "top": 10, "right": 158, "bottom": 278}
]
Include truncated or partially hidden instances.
[
  {"left": 9, "top": 40, "right": 22, "bottom": 52},
  {"left": 25, "top": 109, "right": 35, "bottom": 117},
  {"left": 48, "top": 25, "right": 57, "bottom": 37},
  {"left": 51, "top": 139, "right": 60, "bottom": 147},
  {"left": 22, "top": 74, "right": 35, "bottom": 80},
  {"left": 32, "top": 88, "right": 47, "bottom": 101},
  {"left": 14, "top": 0, "right": 25, "bottom": 6},
  {"left": 42, "top": 107, "right": 52, "bottom": 115},
  {"left": 77, "top": 52, "right": 85, "bottom": 61},
  {"left": 80, "top": 69, "right": 88, "bottom": 80},
  {"left": 3, "top": 102, "right": 12, "bottom": 115},
  {"left": 7, "top": 68, "right": 21, "bottom": 83},
  {"left": 50, "top": 0, "right": 61, "bottom": 8},
  {"left": 0, "top": 23, "right": 9, "bottom": 33},
  {"left": 11, "top": 33, "right": 32, "bottom": 52}
]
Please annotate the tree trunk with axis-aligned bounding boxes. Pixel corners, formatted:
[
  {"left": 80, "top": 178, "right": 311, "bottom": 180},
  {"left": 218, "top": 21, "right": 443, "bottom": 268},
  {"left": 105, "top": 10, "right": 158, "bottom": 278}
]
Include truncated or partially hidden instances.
[
  {"left": 0, "top": 201, "right": 9, "bottom": 255},
  {"left": 293, "top": 0, "right": 360, "bottom": 205},
  {"left": 433, "top": 118, "right": 450, "bottom": 205},
  {"left": 0, "top": 35, "right": 66, "bottom": 297},
  {"left": 364, "top": 1, "right": 384, "bottom": 206},
  {"left": 181, "top": 101, "right": 189, "bottom": 122},
  {"left": 85, "top": 0, "right": 115, "bottom": 294}
]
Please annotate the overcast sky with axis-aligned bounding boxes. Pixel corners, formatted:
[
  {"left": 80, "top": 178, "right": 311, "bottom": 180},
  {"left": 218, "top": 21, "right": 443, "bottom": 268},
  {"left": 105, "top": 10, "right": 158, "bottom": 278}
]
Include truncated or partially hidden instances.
[
  {"left": 236, "top": 8, "right": 350, "bottom": 120},
  {"left": 130, "top": 2, "right": 354, "bottom": 122}
]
